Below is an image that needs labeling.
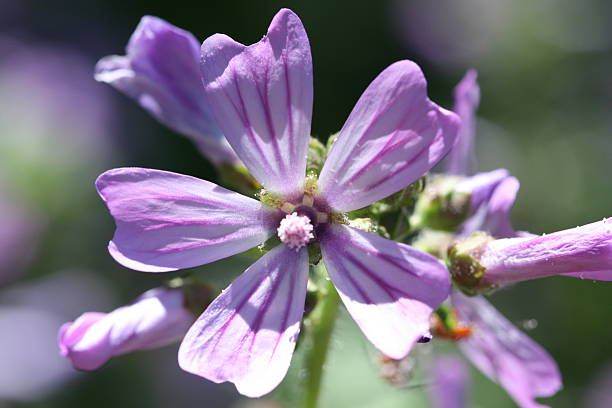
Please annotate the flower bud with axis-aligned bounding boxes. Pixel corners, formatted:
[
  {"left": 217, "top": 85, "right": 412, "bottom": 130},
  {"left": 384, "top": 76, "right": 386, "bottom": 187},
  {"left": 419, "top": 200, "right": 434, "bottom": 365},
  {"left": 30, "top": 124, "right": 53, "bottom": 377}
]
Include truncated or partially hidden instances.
[
  {"left": 411, "top": 175, "right": 471, "bottom": 232},
  {"left": 58, "top": 287, "right": 195, "bottom": 370},
  {"left": 449, "top": 219, "right": 612, "bottom": 291}
]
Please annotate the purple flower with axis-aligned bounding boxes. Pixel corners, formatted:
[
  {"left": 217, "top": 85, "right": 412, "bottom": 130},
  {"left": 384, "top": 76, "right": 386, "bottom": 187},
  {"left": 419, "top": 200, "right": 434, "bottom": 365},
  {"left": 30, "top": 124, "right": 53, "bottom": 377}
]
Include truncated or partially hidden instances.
[
  {"left": 95, "top": 16, "right": 238, "bottom": 165},
  {"left": 96, "top": 9, "right": 459, "bottom": 397},
  {"left": 452, "top": 291, "right": 561, "bottom": 408},
  {"left": 59, "top": 287, "right": 194, "bottom": 371},
  {"left": 428, "top": 355, "right": 471, "bottom": 408}
]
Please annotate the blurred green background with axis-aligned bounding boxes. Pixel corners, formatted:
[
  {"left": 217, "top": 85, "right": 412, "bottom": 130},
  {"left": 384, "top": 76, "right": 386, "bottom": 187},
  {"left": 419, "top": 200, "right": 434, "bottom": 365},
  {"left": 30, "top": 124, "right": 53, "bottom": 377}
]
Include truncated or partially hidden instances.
[{"left": 1, "top": 0, "right": 611, "bottom": 407}]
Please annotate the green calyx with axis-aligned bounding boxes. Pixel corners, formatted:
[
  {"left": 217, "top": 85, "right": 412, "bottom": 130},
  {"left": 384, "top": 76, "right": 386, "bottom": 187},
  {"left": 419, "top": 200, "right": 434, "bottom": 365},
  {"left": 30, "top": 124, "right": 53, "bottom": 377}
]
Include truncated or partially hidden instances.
[
  {"left": 411, "top": 229, "right": 454, "bottom": 258},
  {"left": 447, "top": 232, "right": 494, "bottom": 295},
  {"left": 410, "top": 175, "right": 470, "bottom": 232},
  {"left": 166, "top": 277, "right": 214, "bottom": 316},
  {"left": 307, "top": 137, "right": 327, "bottom": 175},
  {"left": 219, "top": 163, "right": 261, "bottom": 196}
]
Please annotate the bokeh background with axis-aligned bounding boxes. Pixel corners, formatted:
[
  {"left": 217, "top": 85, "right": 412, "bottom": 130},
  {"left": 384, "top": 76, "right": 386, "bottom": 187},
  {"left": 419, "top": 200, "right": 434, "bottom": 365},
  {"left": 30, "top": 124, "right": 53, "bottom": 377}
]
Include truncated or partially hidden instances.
[{"left": 1, "top": 0, "right": 611, "bottom": 407}]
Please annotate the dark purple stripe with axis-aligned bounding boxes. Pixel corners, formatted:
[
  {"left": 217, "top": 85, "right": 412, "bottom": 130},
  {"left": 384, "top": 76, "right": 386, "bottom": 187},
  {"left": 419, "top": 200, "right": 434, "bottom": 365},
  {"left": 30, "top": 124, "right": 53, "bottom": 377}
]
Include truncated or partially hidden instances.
[
  {"left": 342, "top": 250, "right": 411, "bottom": 301},
  {"left": 142, "top": 217, "right": 258, "bottom": 231},
  {"left": 113, "top": 194, "right": 253, "bottom": 212},
  {"left": 142, "top": 227, "right": 265, "bottom": 254},
  {"left": 282, "top": 49, "right": 297, "bottom": 167},
  {"left": 337, "top": 131, "right": 414, "bottom": 189},
  {"left": 357, "top": 129, "right": 434, "bottom": 195},
  {"left": 327, "top": 250, "right": 374, "bottom": 304},
  {"left": 336, "top": 87, "right": 415, "bottom": 174},
  {"left": 231, "top": 70, "right": 274, "bottom": 173},
  {"left": 254, "top": 63, "right": 286, "bottom": 176}
]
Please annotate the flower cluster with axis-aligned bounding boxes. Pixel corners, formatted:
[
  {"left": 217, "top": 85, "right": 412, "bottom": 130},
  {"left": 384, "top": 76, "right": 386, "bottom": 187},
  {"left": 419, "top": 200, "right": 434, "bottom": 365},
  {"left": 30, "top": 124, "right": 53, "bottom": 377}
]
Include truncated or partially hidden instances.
[{"left": 58, "top": 7, "right": 612, "bottom": 407}]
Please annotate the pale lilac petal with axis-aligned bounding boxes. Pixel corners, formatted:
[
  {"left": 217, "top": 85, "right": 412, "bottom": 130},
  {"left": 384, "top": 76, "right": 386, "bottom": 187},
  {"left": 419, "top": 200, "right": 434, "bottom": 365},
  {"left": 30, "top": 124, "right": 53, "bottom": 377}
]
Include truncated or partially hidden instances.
[
  {"left": 96, "top": 168, "right": 278, "bottom": 272},
  {"left": 455, "top": 169, "right": 510, "bottom": 212},
  {"left": 95, "top": 16, "right": 238, "bottom": 164},
  {"left": 481, "top": 176, "right": 520, "bottom": 238},
  {"left": 452, "top": 291, "right": 561, "bottom": 408},
  {"left": 457, "top": 170, "right": 517, "bottom": 238},
  {"left": 320, "top": 224, "right": 450, "bottom": 359},
  {"left": 59, "top": 288, "right": 194, "bottom": 370},
  {"left": 428, "top": 355, "right": 471, "bottom": 408},
  {"left": 201, "top": 9, "right": 313, "bottom": 198},
  {"left": 480, "top": 218, "right": 612, "bottom": 285},
  {"left": 445, "top": 69, "right": 480, "bottom": 175},
  {"left": 318, "top": 60, "right": 460, "bottom": 212},
  {"left": 178, "top": 244, "right": 308, "bottom": 397}
]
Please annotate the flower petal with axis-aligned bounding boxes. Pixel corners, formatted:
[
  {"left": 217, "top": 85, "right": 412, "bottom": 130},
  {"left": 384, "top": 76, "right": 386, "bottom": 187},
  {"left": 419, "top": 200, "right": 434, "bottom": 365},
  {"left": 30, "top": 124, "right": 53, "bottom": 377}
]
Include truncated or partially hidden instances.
[
  {"left": 200, "top": 9, "right": 313, "bottom": 198},
  {"left": 178, "top": 244, "right": 308, "bottom": 397},
  {"left": 95, "top": 16, "right": 238, "bottom": 164},
  {"left": 481, "top": 176, "right": 519, "bottom": 238},
  {"left": 96, "top": 168, "right": 278, "bottom": 272},
  {"left": 320, "top": 224, "right": 450, "bottom": 359},
  {"left": 445, "top": 69, "right": 480, "bottom": 175},
  {"left": 452, "top": 291, "right": 561, "bottom": 408},
  {"left": 456, "top": 169, "right": 517, "bottom": 238},
  {"left": 318, "top": 60, "right": 460, "bottom": 212}
]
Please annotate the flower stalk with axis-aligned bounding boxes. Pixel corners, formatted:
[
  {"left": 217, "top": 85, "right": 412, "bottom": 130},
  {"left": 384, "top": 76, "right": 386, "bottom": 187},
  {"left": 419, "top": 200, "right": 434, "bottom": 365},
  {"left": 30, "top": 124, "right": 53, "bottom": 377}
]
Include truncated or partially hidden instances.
[{"left": 303, "top": 267, "right": 341, "bottom": 408}]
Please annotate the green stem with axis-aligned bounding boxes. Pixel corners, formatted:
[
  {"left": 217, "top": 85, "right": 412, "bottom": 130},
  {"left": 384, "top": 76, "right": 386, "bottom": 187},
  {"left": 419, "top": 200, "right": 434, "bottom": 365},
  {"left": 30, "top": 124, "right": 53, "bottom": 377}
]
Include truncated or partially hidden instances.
[{"left": 303, "top": 277, "right": 341, "bottom": 408}]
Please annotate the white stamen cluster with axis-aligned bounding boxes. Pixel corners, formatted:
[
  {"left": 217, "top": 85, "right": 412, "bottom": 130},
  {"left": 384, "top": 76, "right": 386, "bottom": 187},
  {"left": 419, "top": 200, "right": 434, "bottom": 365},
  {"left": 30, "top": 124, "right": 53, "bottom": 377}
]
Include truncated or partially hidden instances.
[{"left": 277, "top": 212, "right": 314, "bottom": 251}]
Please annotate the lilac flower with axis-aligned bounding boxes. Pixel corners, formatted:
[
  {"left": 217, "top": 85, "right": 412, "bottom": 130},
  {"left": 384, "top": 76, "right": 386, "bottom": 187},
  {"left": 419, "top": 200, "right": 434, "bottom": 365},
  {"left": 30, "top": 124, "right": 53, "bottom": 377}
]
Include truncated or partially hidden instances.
[
  {"left": 95, "top": 16, "right": 238, "bottom": 165},
  {"left": 452, "top": 291, "right": 561, "bottom": 408},
  {"left": 428, "top": 355, "right": 471, "bottom": 408},
  {"left": 96, "top": 9, "right": 459, "bottom": 396},
  {"left": 59, "top": 287, "right": 194, "bottom": 371}
]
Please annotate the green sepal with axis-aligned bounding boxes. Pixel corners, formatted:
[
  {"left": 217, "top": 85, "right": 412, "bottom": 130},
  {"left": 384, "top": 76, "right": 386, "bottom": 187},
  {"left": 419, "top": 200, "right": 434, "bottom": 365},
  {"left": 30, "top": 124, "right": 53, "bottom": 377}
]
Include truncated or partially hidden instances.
[
  {"left": 447, "top": 232, "right": 497, "bottom": 295},
  {"left": 307, "top": 137, "right": 327, "bottom": 175}
]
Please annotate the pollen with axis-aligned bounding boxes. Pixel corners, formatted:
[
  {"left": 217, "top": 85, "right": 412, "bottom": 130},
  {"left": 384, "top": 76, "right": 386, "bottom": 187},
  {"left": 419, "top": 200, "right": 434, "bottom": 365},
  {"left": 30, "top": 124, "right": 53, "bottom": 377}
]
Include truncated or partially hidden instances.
[{"left": 277, "top": 212, "right": 314, "bottom": 251}]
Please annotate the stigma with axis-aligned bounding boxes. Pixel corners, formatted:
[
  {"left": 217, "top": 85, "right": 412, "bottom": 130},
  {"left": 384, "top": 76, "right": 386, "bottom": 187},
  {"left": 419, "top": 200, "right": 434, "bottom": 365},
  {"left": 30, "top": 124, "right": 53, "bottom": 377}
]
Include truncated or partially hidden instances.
[{"left": 277, "top": 212, "right": 314, "bottom": 251}]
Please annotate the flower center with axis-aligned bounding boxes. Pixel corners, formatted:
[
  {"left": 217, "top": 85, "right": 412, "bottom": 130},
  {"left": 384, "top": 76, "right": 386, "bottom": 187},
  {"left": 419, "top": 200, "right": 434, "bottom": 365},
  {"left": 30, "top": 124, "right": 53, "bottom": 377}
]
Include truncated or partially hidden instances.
[{"left": 277, "top": 212, "right": 314, "bottom": 251}]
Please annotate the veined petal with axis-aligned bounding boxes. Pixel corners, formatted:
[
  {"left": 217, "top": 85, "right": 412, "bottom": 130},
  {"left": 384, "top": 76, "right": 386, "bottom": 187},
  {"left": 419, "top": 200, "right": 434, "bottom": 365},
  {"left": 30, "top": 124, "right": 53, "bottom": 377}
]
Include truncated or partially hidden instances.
[
  {"left": 445, "top": 69, "right": 480, "bottom": 175},
  {"left": 452, "top": 291, "right": 561, "bottom": 408},
  {"left": 201, "top": 9, "right": 313, "bottom": 198},
  {"left": 178, "top": 244, "right": 309, "bottom": 397},
  {"left": 95, "top": 16, "right": 238, "bottom": 165},
  {"left": 320, "top": 224, "right": 450, "bottom": 359},
  {"left": 318, "top": 60, "right": 460, "bottom": 212},
  {"left": 96, "top": 168, "right": 278, "bottom": 272}
]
